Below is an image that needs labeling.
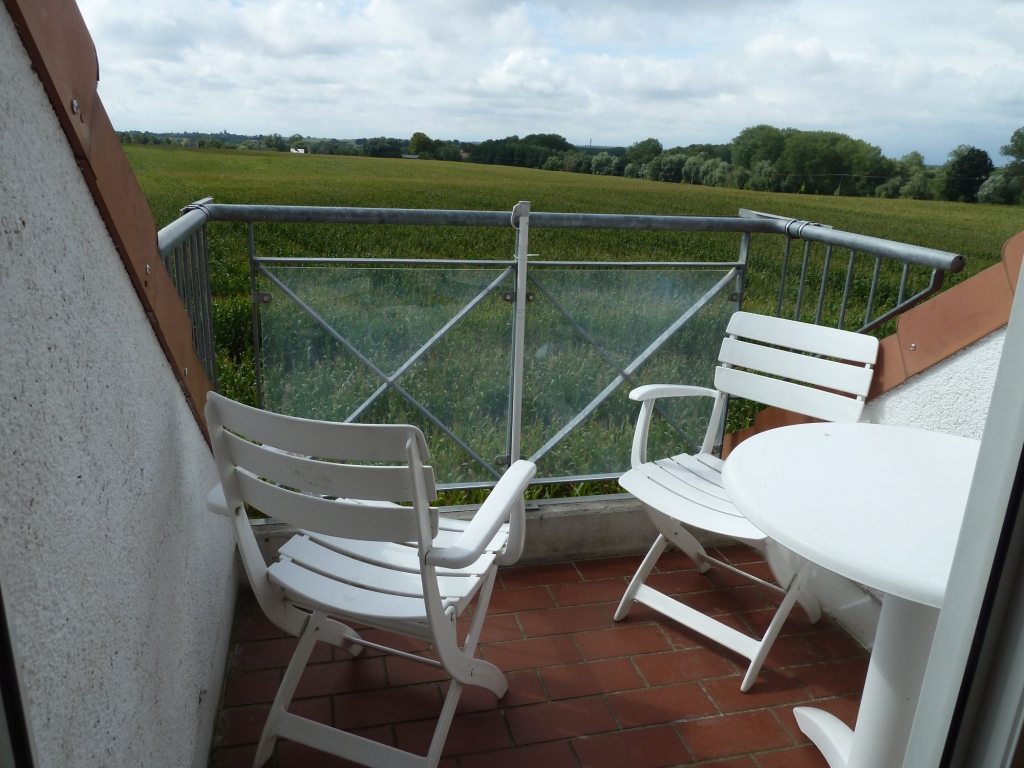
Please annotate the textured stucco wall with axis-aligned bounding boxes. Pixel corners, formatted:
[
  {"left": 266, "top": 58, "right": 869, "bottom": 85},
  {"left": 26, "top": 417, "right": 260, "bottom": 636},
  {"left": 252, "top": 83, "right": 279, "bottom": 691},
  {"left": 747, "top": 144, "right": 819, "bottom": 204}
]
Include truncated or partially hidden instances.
[
  {"left": 864, "top": 329, "right": 1006, "bottom": 439},
  {"left": 0, "top": 7, "right": 236, "bottom": 767}
]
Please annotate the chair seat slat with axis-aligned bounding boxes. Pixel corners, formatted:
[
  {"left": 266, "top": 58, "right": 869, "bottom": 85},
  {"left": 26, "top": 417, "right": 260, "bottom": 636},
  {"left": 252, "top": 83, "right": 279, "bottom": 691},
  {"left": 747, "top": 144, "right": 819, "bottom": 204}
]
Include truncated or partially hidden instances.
[
  {"left": 719, "top": 338, "right": 874, "bottom": 397},
  {"left": 268, "top": 560, "right": 435, "bottom": 621},
  {"left": 280, "top": 535, "right": 485, "bottom": 600},
  {"left": 663, "top": 454, "right": 728, "bottom": 491},
  {"left": 304, "top": 532, "right": 501, "bottom": 576},
  {"left": 622, "top": 469, "right": 766, "bottom": 541},
  {"left": 640, "top": 462, "right": 733, "bottom": 511}
]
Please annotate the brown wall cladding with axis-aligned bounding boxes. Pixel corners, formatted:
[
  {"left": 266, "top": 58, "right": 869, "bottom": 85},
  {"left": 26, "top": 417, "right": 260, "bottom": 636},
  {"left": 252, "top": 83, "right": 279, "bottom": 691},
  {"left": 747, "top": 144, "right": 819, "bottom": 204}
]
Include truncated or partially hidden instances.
[
  {"left": 3, "top": 0, "right": 212, "bottom": 440},
  {"left": 724, "top": 232, "right": 1023, "bottom": 457}
]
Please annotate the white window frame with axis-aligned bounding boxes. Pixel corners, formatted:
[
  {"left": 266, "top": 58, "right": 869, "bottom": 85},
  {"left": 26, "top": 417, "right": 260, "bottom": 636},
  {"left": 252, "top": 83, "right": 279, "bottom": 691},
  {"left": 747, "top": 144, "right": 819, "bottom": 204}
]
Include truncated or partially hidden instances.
[{"left": 905, "top": 278, "right": 1024, "bottom": 767}]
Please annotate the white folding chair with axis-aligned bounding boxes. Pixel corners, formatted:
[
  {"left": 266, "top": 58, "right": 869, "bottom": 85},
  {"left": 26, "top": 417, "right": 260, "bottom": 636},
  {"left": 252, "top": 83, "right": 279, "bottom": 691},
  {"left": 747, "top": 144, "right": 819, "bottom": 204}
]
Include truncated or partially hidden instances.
[
  {"left": 205, "top": 392, "right": 537, "bottom": 768},
  {"left": 615, "top": 311, "right": 878, "bottom": 691}
]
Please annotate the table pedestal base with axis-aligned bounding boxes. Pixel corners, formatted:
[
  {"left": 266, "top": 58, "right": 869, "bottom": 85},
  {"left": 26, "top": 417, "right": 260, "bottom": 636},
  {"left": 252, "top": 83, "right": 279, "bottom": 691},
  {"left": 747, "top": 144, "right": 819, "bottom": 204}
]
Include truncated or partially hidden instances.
[{"left": 796, "top": 595, "right": 939, "bottom": 768}]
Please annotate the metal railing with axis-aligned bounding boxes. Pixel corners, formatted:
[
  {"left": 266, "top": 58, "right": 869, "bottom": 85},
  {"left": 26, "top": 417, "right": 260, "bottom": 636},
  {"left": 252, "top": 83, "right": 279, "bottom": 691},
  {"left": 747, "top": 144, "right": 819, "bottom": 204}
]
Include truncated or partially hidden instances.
[
  {"left": 157, "top": 198, "right": 964, "bottom": 489},
  {"left": 156, "top": 197, "right": 217, "bottom": 387}
]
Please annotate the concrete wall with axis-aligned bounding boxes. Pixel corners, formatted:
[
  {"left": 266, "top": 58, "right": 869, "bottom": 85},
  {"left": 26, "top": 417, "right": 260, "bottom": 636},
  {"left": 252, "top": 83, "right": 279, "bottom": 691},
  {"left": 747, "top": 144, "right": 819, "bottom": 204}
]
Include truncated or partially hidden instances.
[
  {"left": 0, "top": 7, "right": 236, "bottom": 767},
  {"left": 864, "top": 328, "right": 1006, "bottom": 440}
]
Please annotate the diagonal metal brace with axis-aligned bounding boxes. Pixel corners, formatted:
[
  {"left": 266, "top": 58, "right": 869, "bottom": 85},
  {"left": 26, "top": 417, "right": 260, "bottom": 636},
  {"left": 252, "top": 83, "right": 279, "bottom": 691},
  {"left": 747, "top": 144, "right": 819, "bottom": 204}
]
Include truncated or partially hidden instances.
[
  {"left": 527, "top": 268, "right": 738, "bottom": 465},
  {"left": 258, "top": 265, "right": 503, "bottom": 479},
  {"left": 345, "top": 267, "right": 514, "bottom": 423},
  {"left": 527, "top": 273, "right": 699, "bottom": 456}
]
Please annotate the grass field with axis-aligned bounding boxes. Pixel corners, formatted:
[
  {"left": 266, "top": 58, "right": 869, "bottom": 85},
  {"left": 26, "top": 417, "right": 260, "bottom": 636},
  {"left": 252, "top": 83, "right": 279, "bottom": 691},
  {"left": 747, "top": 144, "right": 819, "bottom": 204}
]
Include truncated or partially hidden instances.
[{"left": 127, "top": 145, "right": 1024, "bottom": 497}]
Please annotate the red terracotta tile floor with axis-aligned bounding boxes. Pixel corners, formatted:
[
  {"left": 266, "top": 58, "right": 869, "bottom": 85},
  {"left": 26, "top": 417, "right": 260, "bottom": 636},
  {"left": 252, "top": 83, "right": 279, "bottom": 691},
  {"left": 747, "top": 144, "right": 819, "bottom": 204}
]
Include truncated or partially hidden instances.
[{"left": 209, "top": 545, "right": 867, "bottom": 768}]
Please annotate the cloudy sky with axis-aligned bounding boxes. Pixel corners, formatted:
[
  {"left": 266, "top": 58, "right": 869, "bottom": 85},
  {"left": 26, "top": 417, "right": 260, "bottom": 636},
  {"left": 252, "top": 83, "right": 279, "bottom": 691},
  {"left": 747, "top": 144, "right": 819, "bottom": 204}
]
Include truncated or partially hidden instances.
[{"left": 78, "top": 0, "right": 1024, "bottom": 164}]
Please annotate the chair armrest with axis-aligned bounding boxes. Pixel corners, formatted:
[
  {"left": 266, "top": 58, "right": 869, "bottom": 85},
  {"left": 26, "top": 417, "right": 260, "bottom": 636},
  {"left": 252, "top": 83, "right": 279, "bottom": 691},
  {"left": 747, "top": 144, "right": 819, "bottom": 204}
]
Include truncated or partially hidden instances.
[
  {"left": 629, "top": 385, "right": 718, "bottom": 402},
  {"left": 207, "top": 483, "right": 232, "bottom": 517},
  {"left": 630, "top": 386, "right": 721, "bottom": 467},
  {"left": 425, "top": 460, "right": 536, "bottom": 569}
]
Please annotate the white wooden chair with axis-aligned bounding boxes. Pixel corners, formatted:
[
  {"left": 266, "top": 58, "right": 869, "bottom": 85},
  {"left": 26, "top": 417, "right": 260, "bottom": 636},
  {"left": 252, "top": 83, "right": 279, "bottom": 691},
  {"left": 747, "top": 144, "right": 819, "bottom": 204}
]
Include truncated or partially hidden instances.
[
  {"left": 205, "top": 392, "right": 536, "bottom": 768},
  {"left": 615, "top": 311, "right": 878, "bottom": 691}
]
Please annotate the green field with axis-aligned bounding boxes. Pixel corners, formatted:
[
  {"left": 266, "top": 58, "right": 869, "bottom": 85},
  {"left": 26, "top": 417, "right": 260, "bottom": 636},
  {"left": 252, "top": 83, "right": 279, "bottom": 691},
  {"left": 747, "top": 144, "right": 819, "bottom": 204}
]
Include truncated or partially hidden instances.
[{"left": 127, "top": 145, "right": 1024, "bottom": 498}]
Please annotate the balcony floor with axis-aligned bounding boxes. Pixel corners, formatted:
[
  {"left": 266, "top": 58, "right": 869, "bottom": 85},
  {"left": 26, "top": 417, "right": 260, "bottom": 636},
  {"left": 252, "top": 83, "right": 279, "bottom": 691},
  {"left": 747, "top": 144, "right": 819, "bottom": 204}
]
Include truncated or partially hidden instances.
[{"left": 210, "top": 545, "right": 867, "bottom": 768}]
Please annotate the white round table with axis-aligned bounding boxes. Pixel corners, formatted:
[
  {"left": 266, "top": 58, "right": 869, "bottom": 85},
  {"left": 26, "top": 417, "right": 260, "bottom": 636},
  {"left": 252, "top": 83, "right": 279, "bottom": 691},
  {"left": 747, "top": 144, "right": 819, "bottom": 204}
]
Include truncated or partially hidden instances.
[{"left": 723, "top": 422, "right": 979, "bottom": 768}]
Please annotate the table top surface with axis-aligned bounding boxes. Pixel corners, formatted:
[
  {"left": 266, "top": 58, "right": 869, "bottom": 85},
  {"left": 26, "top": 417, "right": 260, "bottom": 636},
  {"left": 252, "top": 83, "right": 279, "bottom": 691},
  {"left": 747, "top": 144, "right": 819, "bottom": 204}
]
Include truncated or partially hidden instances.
[{"left": 722, "top": 422, "right": 980, "bottom": 607}]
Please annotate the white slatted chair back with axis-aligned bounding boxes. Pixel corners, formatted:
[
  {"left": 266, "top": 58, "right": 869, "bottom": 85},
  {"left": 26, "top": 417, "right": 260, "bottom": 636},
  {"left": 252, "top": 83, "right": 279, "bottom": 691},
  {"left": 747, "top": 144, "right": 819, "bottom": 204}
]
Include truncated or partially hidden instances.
[
  {"left": 206, "top": 392, "right": 441, "bottom": 622},
  {"left": 715, "top": 312, "right": 879, "bottom": 424},
  {"left": 207, "top": 392, "right": 437, "bottom": 542}
]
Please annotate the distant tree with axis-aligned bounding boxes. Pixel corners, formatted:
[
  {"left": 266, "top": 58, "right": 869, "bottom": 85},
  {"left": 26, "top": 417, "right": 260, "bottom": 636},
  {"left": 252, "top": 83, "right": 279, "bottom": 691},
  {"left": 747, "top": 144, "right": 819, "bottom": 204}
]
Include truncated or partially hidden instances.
[
  {"left": 590, "top": 152, "right": 616, "bottom": 175},
  {"left": 612, "top": 156, "right": 629, "bottom": 176},
  {"left": 645, "top": 155, "right": 664, "bottom": 182},
  {"left": 941, "top": 145, "right": 993, "bottom": 202},
  {"left": 562, "top": 150, "right": 592, "bottom": 173},
  {"left": 542, "top": 155, "right": 564, "bottom": 171},
  {"left": 264, "top": 133, "right": 287, "bottom": 151},
  {"left": 363, "top": 137, "right": 403, "bottom": 158},
  {"left": 682, "top": 155, "right": 706, "bottom": 185},
  {"left": 700, "top": 158, "right": 732, "bottom": 187},
  {"left": 979, "top": 128, "right": 1024, "bottom": 204},
  {"left": 901, "top": 151, "right": 926, "bottom": 171},
  {"left": 731, "top": 125, "right": 790, "bottom": 170},
  {"left": 409, "top": 132, "right": 433, "bottom": 155},
  {"left": 326, "top": 141, "right": 360, "bottom": 156},
  {"left": 978, "top": 170, "right": 1024, "bottom": 205},
  {"left": 746, "top": 160, "right": 780, "bottom": 192},
  {"left": 1001, "top": 127, "right": 1024, "bottom": 171},
  {"left": 674, "top": 142, "right": 732, "bottom": 163},
  {"left": 466, "top": 134, "right": 571, "bottom": 168},
  {"left": 777, "top": 131, "right": 855, "bottom": 194},
  {"left": 523, "top": 133, "right": 574, "bottom": 152},
  {"left": 626, "top": 138, "right": 663, "bottom": 166},
  {"left": 208, "top": 139, "right": 224, "bottom": 149},
  {"left": 623, "top": 162, "right": 640, "bottom": 178},
  {"left": 653, "top": 154, "right": 687, "bottom": 183},
  {"left": 420, "top": 140, "right": 463, "bottom": 161},
  {"left": 900, "top": 171, "right": 934, "bottom": 200},
  {"left": 874, "top": 177, "right": 903, "bottom": 198}
]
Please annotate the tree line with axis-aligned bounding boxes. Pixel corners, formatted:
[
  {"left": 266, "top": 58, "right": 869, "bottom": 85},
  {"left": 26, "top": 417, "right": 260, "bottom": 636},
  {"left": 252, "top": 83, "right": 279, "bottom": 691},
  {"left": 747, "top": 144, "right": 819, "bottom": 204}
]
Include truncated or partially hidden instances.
[
  {"left": 118, "top": 130, "right": 415, "bottom": 158},
  {"left": 118, "top": 125, "right": 1024, "bottom": 205},
  {"left": 461, "top": 126, "right": 1024, "bottom": 205}
]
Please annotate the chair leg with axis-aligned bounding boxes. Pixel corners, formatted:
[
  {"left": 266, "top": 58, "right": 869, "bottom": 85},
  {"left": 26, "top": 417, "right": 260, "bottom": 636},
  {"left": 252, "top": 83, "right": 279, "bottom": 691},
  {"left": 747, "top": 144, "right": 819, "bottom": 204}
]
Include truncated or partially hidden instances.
[
  {"left": 615, "top": 535, "right": 668, "bottom": 621},
  {"left": 765, "top": 541, "right": 820, "bottom": 624},
  {"left": 254, "top": 610, "right": 325, "bottom": 768},
  {"left": 739, "top": 561, "right": 816, "bottom": 692},
  {"left": 425, "top": 679, "right": 463, "bottom": 768},
  {"left": 462, "top": 569, "right": 497, "bottom": 657}
]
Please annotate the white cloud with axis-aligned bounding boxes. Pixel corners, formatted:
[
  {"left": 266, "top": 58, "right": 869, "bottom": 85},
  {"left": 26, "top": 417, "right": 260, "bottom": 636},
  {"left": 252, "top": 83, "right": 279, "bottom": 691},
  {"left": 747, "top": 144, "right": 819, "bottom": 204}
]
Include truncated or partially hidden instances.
[{"left": 78, "top": 0, "right": 1024, "bottom": 163}]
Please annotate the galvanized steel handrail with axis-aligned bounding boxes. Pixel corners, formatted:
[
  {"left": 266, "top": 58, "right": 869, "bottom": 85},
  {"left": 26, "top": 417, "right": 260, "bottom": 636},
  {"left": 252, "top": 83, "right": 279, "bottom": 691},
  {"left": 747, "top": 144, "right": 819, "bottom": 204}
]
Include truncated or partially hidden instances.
[{"left": 202, "top": 203, "right": 965, "bottom": 274}]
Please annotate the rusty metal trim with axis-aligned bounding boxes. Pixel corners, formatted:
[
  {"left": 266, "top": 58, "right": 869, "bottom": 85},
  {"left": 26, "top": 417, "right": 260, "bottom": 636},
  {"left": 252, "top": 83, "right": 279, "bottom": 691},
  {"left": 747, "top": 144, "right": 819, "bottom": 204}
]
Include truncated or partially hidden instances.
[{"left": 3, "top": 0, "right": 212, "bottom": 442}]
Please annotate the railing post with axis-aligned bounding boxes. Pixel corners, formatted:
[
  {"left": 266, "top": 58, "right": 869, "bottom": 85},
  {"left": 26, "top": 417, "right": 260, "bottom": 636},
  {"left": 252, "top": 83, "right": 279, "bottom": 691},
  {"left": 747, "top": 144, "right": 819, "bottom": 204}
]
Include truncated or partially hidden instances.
[
  {"left": 248, "top": 222, "right": 264, "bottom": 409},
  {"left": 509, "top": 201, "right": 530, "bottom": 469},
  {"left": 718, "top": 232, "right": 750, "bottom": 455},
  {"left": 735, "top": 233, "right": 750, "bottom": 312}
]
